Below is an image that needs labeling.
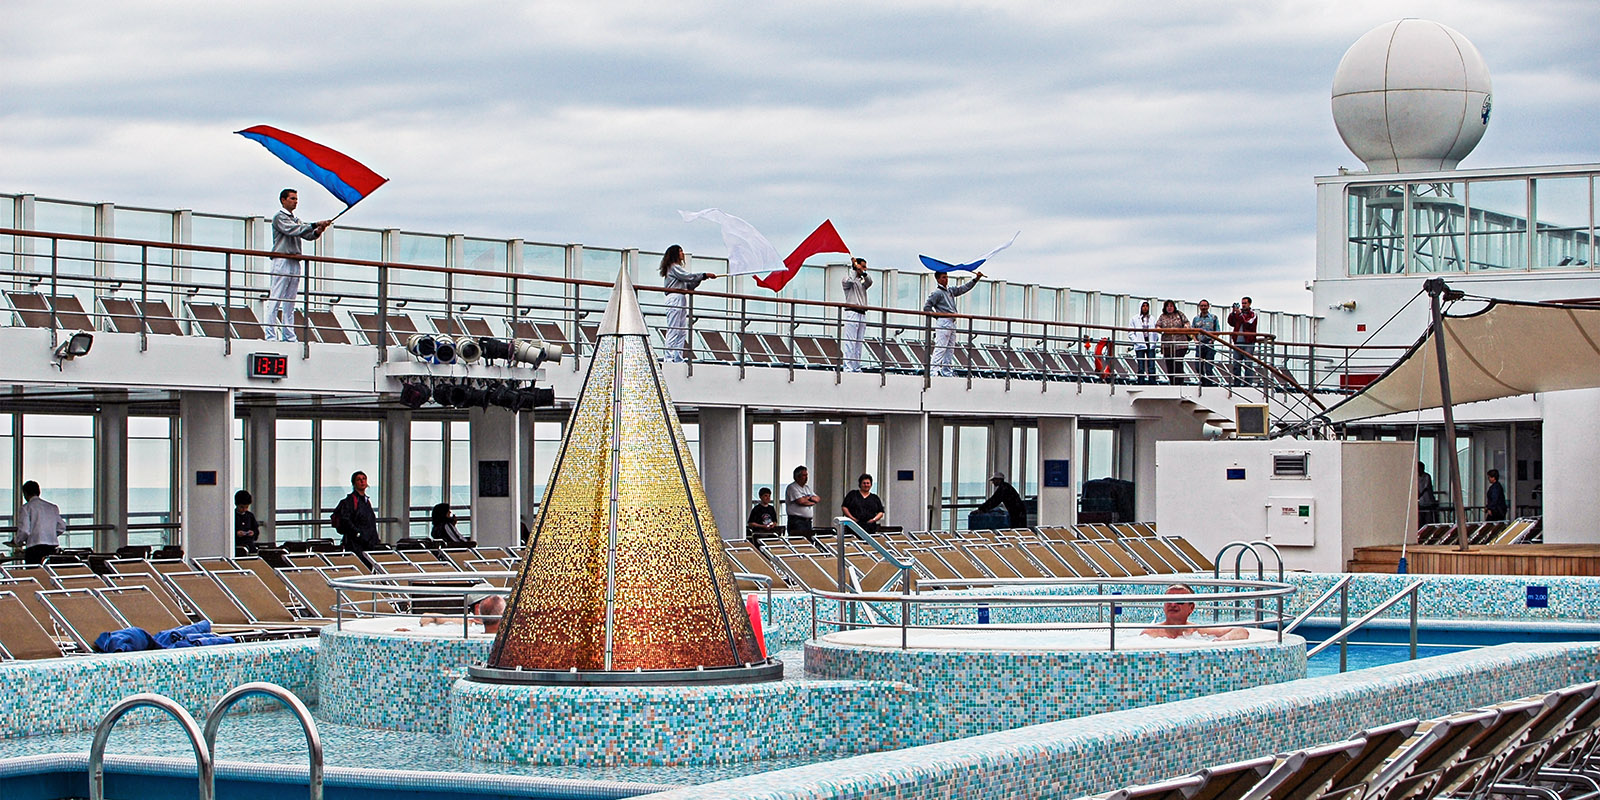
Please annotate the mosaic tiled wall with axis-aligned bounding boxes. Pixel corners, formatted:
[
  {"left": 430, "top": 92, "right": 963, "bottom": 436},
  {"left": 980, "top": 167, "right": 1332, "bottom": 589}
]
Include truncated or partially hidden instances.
[
  {"left": 639, "top": 641, "right": 1600, "bottom": 800},
  {"left": 0, "top": 640, "right": 317, "bottom": 739},
  {"left": 315, "top": 627, "right": 491, "bottom": 732},
  {"left": 805, "top": 635, "right": 1305, "bottom": 739},
  {"left": 450, "top": 676, "right": 925, "bottom": 767}
]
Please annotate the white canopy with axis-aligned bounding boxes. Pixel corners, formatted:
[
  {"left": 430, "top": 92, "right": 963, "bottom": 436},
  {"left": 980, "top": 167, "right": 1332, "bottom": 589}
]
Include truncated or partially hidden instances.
[{"left": 1323, "top": 300, "right": 1600, "bottom": 424}]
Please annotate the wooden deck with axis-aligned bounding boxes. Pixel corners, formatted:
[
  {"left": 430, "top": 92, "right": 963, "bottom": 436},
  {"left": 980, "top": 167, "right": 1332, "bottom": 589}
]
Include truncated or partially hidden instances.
[{"left": 1349, "top": 544, "right": 1600, "bottom": 576}]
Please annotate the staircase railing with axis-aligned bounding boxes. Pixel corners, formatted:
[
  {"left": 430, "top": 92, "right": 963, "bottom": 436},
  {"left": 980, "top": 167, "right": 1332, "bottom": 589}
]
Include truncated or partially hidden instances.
[{"left": 1306, "top": 578, "right": 1425, "bottom": 672}]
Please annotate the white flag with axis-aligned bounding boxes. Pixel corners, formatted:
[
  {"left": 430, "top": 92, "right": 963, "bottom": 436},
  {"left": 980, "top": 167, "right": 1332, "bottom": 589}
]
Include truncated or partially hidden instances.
[{"left": 679, "top": 209, "right": 786, "bottom": 277}]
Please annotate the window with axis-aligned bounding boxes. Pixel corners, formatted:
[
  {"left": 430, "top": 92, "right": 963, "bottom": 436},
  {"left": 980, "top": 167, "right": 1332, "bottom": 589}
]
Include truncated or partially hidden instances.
[
  {"left": 410, "top": 420, "right": 445, "bottom": 536},
  {"left": 1407, "top": 183, "right": 1465, "bottom": 273},
  {"left": 276, "top": 419, "right": 315, "bottom": 535},
  {"left": 1531, "top": 177, "right": 1592, "bottom": 269},
  {"left": 21, "top": 414, "right": 95, "bottom": 549},
  {"left": 127, "top": 417, "right": 175, "bottom": 547},
  {"left": 1346, "top": 184, "right": 1405, "bottom": 275},
  {"left": 1468, "top": 180, "right": 1527, "bottom": 271}
]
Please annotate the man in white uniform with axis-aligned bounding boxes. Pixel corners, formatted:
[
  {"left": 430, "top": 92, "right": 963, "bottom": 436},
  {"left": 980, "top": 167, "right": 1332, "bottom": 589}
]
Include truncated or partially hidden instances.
[
  {"left": 15, "top": 480, "right": 66, "bottom": 564},
  {"left": 841, "top": 258, "right": 873, "bottom": 371},
  {"left": 923, "top": 271, "right": 983, "bottom": 377},
  {"left": 267, "top": 189, "right": 331, "bottom": 342}
]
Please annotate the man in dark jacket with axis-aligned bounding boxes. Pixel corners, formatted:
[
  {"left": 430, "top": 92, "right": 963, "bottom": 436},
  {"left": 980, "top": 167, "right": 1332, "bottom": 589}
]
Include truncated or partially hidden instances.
[
  {"left": 977, "top": 472, "right": 1028, "bottom": 528},
  {"left": 332, "top": 471, "right": 382, "bottom": 556}
]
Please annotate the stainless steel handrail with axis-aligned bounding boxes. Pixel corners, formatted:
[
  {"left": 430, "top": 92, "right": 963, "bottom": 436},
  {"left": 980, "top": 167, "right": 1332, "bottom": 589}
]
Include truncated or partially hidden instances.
[
  {"left": 1284, "top": 574, "right": 1354, "bottom": 634},
  {"left": 203, "top": 682, "right": 322, "bottom": 800},
  {"left": 1306, "top": 578, "right": 1426, "bottom": 663},
  {"left": 90, "top": 693, "right": 214, "bottom": 800},
  {"left": 832, "top": 517, "right": 916, "bottom": 635},
  {"left": 802, "top": 575, "right": 1295, "bottom": 650}
]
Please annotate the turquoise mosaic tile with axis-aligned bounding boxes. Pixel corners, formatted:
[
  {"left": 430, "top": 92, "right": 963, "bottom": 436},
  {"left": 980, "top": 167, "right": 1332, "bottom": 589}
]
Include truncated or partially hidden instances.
[
  {"left": 0, "top": 639, "right": 318, "bottom": 739},
  {"left": 316, "top": 626, "right": 492, "bottom": 733}
]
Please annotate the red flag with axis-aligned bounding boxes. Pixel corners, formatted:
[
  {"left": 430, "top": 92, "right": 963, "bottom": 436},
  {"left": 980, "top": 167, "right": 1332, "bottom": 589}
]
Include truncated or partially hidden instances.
[{"left": 754, "top": 220, "right": 850, "bottom": 293}]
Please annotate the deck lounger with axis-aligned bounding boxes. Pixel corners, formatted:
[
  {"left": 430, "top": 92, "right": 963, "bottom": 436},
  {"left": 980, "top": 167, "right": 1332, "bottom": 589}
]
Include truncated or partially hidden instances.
[
  {"left": 1502, "top": 683, "right": 1600, "bottom": 791},
  {"left": 54, "top": 574, "right": 109, "bottom": 591},
  {"left": 1076, "top": 541, "right": 1133, "bottom": 578},
  {"left": 3, "top": 564, "right": 57, "bottom": 588},
  {"left": 188, "top": 303, "right": 269, "bottom": 340},
  {"left": 965, "top": 544, "right": 1023, "bottom": 579},
  {"left": 230, "top": 556, "right": 300, "bottom": 605},
  {"left": 855, "top": 560, "right": 912, "bottom": 593},
  {"left": 934, "top": 546, "right": 993, "bottom": 581},
  {"left": 863, "top": 340, "right": 896, "bottom": 371},
  {"left": 906, "top": 549, "right": 962, "bottom": 585},
  {"left": 792, "top": 336, "right": 839, "bottom": 369},
  {"left": 736, "top": 333, "right": 775, "bottom": 364},
  {"left": 1093, "top": 539, "right": 1152, "bottom": 576},
  {"left": 106, "top": 299, "right": 185, "bottom": 336},
  {"left": 1025, "top": 543, "right": 1081, "bottom": 577},
  {"left": 1430, "top": 696, "right": 1552, "bottom": 800},
  {"left": 475, "top": 547, "right": 514, "bottom": 561},
  {"left": 0, "top": 591, "right": 67, "bottom": 661},
  {"left": 990, "top": 543, "right": 1049, "bottom": 578},
  {"left": 760, "top": 334, "right": 798, "bottom": 366},
  {"left": 104, "top": 574, "right": 191, "bottom": 623},
  {"left": 430, "top": 317, "right": 466, "bottom": 337},
  {"left": 1274, "top": 719, "right": 1420, "bottom": 800},
  {"left": 1168, "top": 536, "right": 1216, "bottom": 571},
  {"left": 99, "top": 297, "right": 145, "bottom": 334},
  {"left": 163, "top": 571, "right": 256, "bottom": 628},
  {"left": 1107, "top": 755, "right": 1278, "bottom": 800},
  {"left": 350, "top": 312, "right": 421, "bottom": 346},
  {"left": 278, "top": 566, "right": 367, "bottom": 618},
  {"left": 95, "top": 585, "right": 190, "bottom": 632},
  {"left": 147, "top": 559, "right": 192, "bottom": 576},
  {"left": 0, "top": 577, "right": 58, "bottom": 629},
  {"left": 285, "top": 552, "right": 335, "bottom": 569},
  {"left": 303, "top": 310, "right": 352, "bottom": 344},
  {"left": 774, "top": 553, "right": 842, "bottom": 592},
  {"left": 1123, "top": 538, "right": 1180, "bottom": 574},
  {"left": 45, "top": 563, "right": 96, "bottom": 581},
  {"left": 437, "top": 549, "right": 478, "bottom": 571},
  {"left": 1142, "top": 537, "right": 1194, "bottom": 572},
  {"left": 7, "top": 292, "right": 56, "bottom": 328},
  {"left": 728, "top": 549, "right": 792, "bottom": 590},
  {"left": 1363, "top": 708, "right": 1500, "bottom": 800},
  {"left": 695, "top": 330, "right": 741, "bottom": 364},
  {"left": 212, "top": 569, "right": 328, "bottom": 627},
  {"left": 37, "top": 588, "right": 130, "bottom": 653},
  {"left": 192, "top": 556, "right": 234, "bottom": 573},
  {"left": 1482, "top": 683, "right": 1600, "bottom": 796}
]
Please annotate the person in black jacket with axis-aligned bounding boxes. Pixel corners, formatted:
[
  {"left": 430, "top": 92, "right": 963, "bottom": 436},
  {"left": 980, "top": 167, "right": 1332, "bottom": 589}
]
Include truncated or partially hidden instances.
[
  {"left": 1485, "top": 469, "right": 1508, "bottom": 521},
  {"left": 234, "top": 489, "right": 261, "bottom": 554},
  {"left": 977, "top": 472, "right": 1028, "bottom": 528},
  {"left": 331, "top": 471, "right": 382, "bottom": 556}
]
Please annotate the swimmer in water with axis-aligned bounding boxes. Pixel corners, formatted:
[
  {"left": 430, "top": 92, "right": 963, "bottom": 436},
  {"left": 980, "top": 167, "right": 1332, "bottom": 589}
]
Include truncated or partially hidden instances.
[{"left": 1141, "top": 584, "right": 1249, "bottom": 641}]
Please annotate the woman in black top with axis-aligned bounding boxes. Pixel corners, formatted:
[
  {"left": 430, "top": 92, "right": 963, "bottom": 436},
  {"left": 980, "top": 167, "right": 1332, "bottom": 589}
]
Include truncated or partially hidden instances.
[
  {"left": 841, "top": 473, "right": 885, "bottom": 535},
  {"left": 430, "top": 502, "right": 467, "bottom": 545},
  {"left": 234, "top": 489, "right": 260, "bottom": 554}
]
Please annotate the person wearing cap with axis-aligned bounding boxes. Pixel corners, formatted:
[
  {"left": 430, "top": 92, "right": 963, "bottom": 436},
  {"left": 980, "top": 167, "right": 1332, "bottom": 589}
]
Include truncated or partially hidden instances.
[{"left": 976, "top": 472, "right": 1028, "bottom": 529}]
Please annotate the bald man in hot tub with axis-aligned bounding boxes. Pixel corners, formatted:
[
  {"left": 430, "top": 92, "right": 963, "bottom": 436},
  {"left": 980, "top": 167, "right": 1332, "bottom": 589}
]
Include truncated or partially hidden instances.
[{"left": 1141, "top": 584, "right": 1249, "bottom": 641}]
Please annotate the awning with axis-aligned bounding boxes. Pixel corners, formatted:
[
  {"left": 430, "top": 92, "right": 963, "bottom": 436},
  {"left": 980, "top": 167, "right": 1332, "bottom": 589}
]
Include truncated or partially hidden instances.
[{"left": 1322, "top": 299, "right": 1600, "bottom": 424}]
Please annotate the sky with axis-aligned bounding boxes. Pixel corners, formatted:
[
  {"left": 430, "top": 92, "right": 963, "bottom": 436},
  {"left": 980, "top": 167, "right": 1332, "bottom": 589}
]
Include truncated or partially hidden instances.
[{"left": 3, "top": 1, "right": 1596, "bottom": 315}]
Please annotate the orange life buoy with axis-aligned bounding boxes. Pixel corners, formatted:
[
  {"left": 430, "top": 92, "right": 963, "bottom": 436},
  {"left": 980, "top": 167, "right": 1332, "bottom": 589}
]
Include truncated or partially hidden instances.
[{"left": 1093, "top": 338, "right": 1112, "bottom": 377}]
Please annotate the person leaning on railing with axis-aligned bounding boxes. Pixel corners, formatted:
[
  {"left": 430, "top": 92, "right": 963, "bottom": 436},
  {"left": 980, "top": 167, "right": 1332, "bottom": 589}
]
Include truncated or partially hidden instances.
[{"left": 1155, "top": 300, "right": 1191, "bottom": 384}]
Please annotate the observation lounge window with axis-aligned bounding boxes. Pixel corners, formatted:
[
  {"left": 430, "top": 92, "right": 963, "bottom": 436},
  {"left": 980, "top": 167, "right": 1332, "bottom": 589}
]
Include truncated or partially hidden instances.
[
  {"left": 1407, "top": 183, "right": 1465, "bottom": 273},
  {"left": 1531, "top": 177, "right": 1592, "bottom": 270},
  {"left": 1467, "top": 179, "right": 1527, "bottom": 271},
  {"left": 1347, "top": 184, "right": 1405, "bottom": 275}
]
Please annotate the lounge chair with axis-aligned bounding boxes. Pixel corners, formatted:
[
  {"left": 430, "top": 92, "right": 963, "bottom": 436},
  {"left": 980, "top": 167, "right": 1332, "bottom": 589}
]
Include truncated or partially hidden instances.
[
  {"left": 95, "top": 585, "right": 190, "bottom": 632},
  {"left": 0, "top": 591, "right": 67, "bottom": 660},
  {"left": 727, "top": 548, "right": 792, "bottom": 591},
  {"left": 774, "top": 553, "right": 843, "bottom": 592},
  {"left": 36, "top": 588, "right": 130, "bottom": 653},
  {"left": 228, "top": 556, "right": 300, "bottom": 605},
  {"left": 104, "top": 573, "right": 191, "bottom": 623},
  {"left": 277, "top": 565, "right": 370, "bottom": 618},
  {"left": 211, "top": 569, "right": 328, "bottom": 627},
  {"left": 1167, "top": 536, "right": 1216, "bottom": 571},
  {"left": 188, "top": 303, "right": 269, "bottom": 339},
  {"left": 1105, "top": 755, "right": 1278, "bottom": 800},
  {"left": 1363, "top": 708, "right": 1499, "bottom": 800},
  {"left": 737, "top": 333, "right": 775, "bottom": 364},
  {"left": 0, "top": 577, "right": 57, "bottom": 628},
  {"left": 1240, "top": 718, "right": 1417, "bottom": 800},
  {"left": 302, "top": 310, "right": 352, "bottom": 344},
  {"left": 350, "top": 312, "right": 420, "bottom": 346}
]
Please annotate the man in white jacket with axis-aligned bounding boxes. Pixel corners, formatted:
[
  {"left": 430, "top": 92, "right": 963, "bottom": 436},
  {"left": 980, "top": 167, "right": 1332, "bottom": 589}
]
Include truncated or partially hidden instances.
[
  {"left": 15, "top": 480, "right": 66, "bottom": 564},
  {"left": 1127, "top": 301, "right": 1159, "bottom": 384}
]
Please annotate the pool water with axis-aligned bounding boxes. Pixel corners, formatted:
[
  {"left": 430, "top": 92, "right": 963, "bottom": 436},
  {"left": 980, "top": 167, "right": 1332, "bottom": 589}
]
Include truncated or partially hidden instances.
[{"left": 1305, "top": 642, "right": 1465, "bottom": 677}]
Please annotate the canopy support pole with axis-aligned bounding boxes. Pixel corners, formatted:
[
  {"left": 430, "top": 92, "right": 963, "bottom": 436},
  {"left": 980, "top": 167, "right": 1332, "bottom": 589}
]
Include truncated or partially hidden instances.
[{"left": 1424, "top": 279, "right": 1471, "bottom": 551}]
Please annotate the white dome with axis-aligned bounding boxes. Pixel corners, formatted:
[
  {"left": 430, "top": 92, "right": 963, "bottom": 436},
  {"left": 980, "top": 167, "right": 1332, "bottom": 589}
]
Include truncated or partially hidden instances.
[{"left": 1331, "top": 19, "right": 1492, "bottom": 173}]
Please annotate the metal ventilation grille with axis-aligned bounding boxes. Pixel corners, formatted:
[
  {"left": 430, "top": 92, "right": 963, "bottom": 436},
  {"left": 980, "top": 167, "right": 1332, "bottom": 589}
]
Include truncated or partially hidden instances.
[{"left": 1272, "top": 453, "right": 1309, "bottom": 478}]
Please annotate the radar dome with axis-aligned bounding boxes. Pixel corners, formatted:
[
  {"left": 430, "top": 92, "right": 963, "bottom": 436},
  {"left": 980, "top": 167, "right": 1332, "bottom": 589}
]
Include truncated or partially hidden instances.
[{"left": 1331, "top": 19, "right": 1492, "bottom": 173}]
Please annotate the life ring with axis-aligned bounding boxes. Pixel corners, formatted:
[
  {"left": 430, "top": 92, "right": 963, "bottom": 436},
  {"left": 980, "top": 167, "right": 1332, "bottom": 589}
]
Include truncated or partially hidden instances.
[{"left": 1092, "top": 338, "right": 1112, "bottom": 377}]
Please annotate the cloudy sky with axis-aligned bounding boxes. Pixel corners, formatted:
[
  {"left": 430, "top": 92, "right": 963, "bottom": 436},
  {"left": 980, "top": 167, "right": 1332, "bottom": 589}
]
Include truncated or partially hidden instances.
[{"left": 3, "top": 1, "right": 1595, "bottom": 314}]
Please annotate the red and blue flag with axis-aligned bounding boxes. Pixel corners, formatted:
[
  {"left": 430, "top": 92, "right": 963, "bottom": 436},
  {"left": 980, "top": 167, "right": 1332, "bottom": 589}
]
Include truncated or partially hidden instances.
[{"left": 236, "top": 125, "right": 387, "bottom": 208}]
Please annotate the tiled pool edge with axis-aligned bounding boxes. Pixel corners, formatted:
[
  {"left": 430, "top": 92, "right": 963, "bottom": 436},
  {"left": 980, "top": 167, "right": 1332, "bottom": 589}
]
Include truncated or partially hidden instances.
[
  {"left": 639, "top": 641, "right": 1600, "bottom": 800},
  {"left": 0, "top": 639, "right": 318, "bottom": 739}
]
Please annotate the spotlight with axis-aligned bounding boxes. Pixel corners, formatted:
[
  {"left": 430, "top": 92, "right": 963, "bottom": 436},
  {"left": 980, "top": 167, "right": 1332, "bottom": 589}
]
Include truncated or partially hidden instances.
[
  {"left": 512, "top": 339, "right": 563, "bottom": 369},
  {"left": 432, "top": 382, "right": 457, "bottom": 406},
  {"left": 399, "top": 381, "right": 430, "bottom": 409},
  {"left": 406, "top": 334, "right": 437, "bottom": 359},
  {"left": 519, "top": 386, "right": 556, "bottom": 409},
  {"left": 53, "top": 331, "right": 93, "bottom": 362},
  {"left": 445, "top": 383, "right": 473, "bottom": 407},
  {"left": 458, "top": 384, "right": 491, "bottom": 409},
  {"left": 455, "top": 336, "right": 483, "bottom": 364},
  {"left": 489, "top": 383, "right": 522, "bottom": 410},
  {"left": 433, "top": 337, "right": 457, "bottom": 364},
  {"left": 478, "top": 337, "right": 514, "bottom": 363}
]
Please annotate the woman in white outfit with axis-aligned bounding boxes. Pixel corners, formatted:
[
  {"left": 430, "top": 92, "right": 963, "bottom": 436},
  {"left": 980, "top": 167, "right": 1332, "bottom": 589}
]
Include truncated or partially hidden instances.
[{"left": 659, "top": 245, "right": 718, "bottom": 362}]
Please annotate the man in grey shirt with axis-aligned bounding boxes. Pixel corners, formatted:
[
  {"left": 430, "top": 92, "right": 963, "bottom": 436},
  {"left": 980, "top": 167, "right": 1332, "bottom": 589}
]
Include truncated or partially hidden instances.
[
  {"left": 923, "top": 270, "right": 984, "bottom": 376},
  {"left": 783, "top": 465, "right": 820, "bottom": 535},
  {"left": 268, "top": 189, "right": 331, "bottom": 342},
  {"left": 841, "top": 258, "right": 873, "bottom": 371}
]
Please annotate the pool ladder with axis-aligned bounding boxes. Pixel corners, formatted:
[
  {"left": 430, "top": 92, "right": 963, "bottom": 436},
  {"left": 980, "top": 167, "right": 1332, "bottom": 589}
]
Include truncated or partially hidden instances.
[{"left": 88, "top": 681, "right": 323, "bottom": 800}]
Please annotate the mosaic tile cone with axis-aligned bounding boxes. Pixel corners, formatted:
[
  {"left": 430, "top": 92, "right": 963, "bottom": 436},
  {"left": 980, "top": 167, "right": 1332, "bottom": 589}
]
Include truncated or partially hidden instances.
[{"left": 487, "top": 270, "right": 763, "bottom": 672}]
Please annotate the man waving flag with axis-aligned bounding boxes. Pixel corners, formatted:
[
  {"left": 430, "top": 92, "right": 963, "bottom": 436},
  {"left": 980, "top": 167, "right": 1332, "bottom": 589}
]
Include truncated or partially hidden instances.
[{"left": 237, "top": 125, "right": 387, "bottom": 220}]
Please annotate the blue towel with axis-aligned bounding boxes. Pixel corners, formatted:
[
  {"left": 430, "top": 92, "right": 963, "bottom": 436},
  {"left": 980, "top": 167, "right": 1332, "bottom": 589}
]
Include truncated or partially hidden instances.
[
  {"left": 94, "top": 627, "right": 154, "bottom": 653},
  {"left": 152, "top": 620, "right": 236, "bottom": 649}
]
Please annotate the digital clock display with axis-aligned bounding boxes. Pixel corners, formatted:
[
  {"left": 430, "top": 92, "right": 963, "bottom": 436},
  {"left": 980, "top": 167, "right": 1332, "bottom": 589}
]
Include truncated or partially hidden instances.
[{"left": 249, "top": 353, "right": 288, "bottom": 379}]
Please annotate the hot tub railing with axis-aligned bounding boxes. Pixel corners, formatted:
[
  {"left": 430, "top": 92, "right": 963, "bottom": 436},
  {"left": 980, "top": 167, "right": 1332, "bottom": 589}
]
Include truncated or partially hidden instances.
[
  {"left": 325, "top": 570, "right": 773, "bottom": 639},
  {"left": 803, "top": 576, "right": 1296, "bottom": 650}
]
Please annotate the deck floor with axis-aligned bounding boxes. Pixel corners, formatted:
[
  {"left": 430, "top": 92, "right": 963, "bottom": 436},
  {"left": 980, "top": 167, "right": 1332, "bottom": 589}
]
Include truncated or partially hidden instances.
[{"left": 1350, "top": 544, "right": 1600, "bottom": 576}]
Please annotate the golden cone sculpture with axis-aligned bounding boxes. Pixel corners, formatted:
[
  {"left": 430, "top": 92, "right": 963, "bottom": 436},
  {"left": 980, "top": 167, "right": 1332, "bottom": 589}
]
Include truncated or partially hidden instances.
[{"left": 485, "top": 269, "right": 766, "bottom": 676}]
